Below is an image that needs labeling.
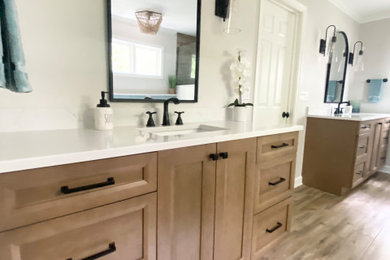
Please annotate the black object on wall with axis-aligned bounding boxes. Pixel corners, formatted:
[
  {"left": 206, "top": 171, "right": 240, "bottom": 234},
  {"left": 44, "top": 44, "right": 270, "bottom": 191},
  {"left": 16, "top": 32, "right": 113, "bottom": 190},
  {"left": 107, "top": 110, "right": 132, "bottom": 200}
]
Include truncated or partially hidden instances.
[{"left": 215, "top": 0, "right": 230, "bottom": 20}]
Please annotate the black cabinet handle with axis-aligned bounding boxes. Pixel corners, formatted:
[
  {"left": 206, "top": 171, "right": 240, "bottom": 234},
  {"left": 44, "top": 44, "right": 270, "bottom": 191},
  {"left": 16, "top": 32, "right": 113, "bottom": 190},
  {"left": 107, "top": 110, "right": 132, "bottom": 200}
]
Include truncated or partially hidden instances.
[
  {"left": 66, "top": 242, "right": 116, "bottom": 260},
  {"left": 209, "top": 154, "right": 219, "bottom": 161},
  {"left": 266, "top": 222, "right": 283, "bottom": 233},
  {"left": 356, "top": 171, "right": 363, "bottom": 175},
  {"left": 268, "top": 177, "right": 286, "bottom": 186},
  {"left": 271, "top": 143, "right": 289, "bottom": 149},
  {"left": 219, "top": 152, "right": 229, "bottom": 159},
  {"left": 61, "top": 177, "right": 115, "bottom": 194},
  {"left": 359, "top": 145, "right": 366, "bottom": 149},
  {"left": 361, "top": 125, "right": 369, "bottom": 129},
  {"left": 381, "top": 157, "right": 386, "bottom": 160},
  {"left": 378, "top": 122, "right": 383, "bottom": 125},
  {"left": 282, "top": 112, "right": 290, "bottom": 118}
]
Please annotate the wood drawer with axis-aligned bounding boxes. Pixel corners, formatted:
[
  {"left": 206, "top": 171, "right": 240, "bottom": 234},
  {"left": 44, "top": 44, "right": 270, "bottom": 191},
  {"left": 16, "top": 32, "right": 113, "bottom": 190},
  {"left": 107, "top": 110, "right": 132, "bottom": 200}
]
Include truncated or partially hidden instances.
[
  {"left": 382, "top": 118, "right": 390, "bottom": 132},
  {"left": 359, "top": 122, "right": 372, "bottom": 134},
  {"left": 0, "top": 153, "right": 157, "bottom": 231},
  {"left": 255, "top": 153, "right": 295, "bottom": 213},
  {"left": 0, "top": 193, "right": 157, "bottom": 260},
  {"left": 251, "top": 198, "right": 292, "bottom": 259},
  {"left": 356, "top": 134, "right": 370, "bottom": 158},
  {"left": 380, "top": 129, "right": 389, "bottom": 146},
  {"left": 352, "top": 162, "right": 365, "bottom": 187},
  {"left": 257, "top": 132, "right": 298, "bottom": 162}
]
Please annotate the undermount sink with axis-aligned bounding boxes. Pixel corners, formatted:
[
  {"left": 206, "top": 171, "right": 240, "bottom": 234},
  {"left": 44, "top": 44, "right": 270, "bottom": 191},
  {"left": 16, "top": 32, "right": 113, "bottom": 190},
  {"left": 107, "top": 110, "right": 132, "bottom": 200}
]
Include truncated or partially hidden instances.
[{"left": 141, "top": 124, "right": 228, "bottom": 137}]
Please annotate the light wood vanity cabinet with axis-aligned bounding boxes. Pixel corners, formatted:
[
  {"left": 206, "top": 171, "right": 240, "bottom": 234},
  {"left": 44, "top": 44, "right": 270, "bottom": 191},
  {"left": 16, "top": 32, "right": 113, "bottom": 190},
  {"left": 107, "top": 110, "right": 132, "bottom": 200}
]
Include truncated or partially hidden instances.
[
  {"left": 0, "top": 131, "right": 300, "bottom": 260},
  {"left": 158, "top": 138, "right": 256, "bottom": 260},
  {"left": 303, "top": 117, "right": 390, "bottom": 195}
]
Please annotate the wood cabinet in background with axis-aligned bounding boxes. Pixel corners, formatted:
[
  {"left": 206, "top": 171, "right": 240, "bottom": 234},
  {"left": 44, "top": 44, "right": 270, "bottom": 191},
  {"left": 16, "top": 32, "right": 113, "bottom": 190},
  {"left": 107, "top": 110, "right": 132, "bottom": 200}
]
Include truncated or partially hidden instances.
[{"left": 303, "top": 117, "right": 390, "bottom": 195}]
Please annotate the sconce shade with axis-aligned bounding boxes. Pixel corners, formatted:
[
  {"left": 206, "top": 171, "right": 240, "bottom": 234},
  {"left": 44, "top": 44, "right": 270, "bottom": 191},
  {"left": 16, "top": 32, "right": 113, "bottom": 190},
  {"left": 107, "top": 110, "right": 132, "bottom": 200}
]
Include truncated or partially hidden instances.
[
  {"left": 135, "top": 10, "right": 163, "bottom": 35},
  {"left": 319, "top": 25, "right": 337, "bottom": 56}
]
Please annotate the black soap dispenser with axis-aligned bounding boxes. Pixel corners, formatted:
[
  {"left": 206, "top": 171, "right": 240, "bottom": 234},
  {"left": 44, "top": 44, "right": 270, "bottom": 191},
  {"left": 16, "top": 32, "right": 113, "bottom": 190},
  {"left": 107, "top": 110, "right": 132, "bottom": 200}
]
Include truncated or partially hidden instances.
[{"left": 94, "top": 91, "right": 113, "bottom": 130}]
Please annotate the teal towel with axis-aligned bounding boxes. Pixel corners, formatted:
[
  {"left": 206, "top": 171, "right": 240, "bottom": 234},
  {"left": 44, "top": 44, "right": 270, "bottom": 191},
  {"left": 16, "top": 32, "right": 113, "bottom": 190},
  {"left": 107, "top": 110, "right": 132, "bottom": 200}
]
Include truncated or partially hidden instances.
[
  {"left": 368, "top": 79, "right": 383, "bottom": 103},
  {"left": 326, "top": 80, "right": 338, "bottom": 102},
  {"left": 0, "top": 0, "right": 31, "bottom": 93}
]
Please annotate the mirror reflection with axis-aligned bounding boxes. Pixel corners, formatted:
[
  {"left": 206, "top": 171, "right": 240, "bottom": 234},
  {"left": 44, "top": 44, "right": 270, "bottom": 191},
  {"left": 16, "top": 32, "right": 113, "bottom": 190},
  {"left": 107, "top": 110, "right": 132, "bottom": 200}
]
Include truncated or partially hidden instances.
[
  {"left": 324, "top": 31, "right": 349, "bottom": 103},
  {"left": 108, "top": 0, "right": 200, "bottom": 102}
]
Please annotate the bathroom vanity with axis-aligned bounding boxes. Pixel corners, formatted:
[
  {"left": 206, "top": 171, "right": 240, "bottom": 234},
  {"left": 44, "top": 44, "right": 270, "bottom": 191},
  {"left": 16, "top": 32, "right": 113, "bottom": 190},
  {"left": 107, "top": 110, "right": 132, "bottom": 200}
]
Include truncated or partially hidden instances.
[
  {"left": 303, "top": 114, "right": 390, "bottom": 195},
  {"left": 0, "top": 122, "right": 302, "bottom": 260}
]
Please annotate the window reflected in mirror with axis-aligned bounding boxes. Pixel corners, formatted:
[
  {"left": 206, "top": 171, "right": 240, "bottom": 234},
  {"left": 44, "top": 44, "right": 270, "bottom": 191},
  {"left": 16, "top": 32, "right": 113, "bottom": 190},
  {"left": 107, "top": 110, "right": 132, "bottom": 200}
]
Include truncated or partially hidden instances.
[{"left": 107, "top": 0, "right": 201, "bottom": 102}]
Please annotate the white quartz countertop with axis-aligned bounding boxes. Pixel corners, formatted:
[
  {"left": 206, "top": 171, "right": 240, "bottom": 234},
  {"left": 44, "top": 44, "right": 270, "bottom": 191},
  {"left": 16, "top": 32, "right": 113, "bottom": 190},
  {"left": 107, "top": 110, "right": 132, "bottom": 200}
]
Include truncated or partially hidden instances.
[
  {"left": 0, "top": 121, "right": 303, "bottom": 174},
  {"left": 307, "top": 113, "right": 390, "bottom": 122}
]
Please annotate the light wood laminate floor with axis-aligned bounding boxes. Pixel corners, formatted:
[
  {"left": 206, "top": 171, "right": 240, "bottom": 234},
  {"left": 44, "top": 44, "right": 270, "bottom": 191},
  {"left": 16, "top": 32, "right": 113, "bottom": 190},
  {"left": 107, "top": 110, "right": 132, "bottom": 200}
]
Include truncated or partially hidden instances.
[{"left": 260, "top": 172, "right": 390, "bottom": 260}]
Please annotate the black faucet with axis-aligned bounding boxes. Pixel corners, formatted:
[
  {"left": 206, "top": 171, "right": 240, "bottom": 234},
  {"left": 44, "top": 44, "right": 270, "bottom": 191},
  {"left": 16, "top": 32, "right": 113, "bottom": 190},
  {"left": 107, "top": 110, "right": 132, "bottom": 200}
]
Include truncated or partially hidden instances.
[
  {"left": 334, "top": 101, "right": 350, "bottom": 115},
  {"left": 162, "top": 98, "right": 180, "bottom": 126}
]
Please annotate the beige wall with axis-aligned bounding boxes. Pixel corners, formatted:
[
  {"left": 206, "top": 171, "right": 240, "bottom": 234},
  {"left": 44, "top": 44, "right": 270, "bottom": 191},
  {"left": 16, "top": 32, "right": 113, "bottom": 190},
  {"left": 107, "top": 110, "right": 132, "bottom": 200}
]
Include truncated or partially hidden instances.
[{"left": 0, "top": 0, "right": 260, "bottom": 131}]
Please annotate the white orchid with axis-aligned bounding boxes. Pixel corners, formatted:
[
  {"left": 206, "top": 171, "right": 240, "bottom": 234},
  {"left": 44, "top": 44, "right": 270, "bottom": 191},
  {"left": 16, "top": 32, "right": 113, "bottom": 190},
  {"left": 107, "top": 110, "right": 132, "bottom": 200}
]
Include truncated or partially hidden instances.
[{"left": 228, "top": 50, "right": 252, "bottom": 107}]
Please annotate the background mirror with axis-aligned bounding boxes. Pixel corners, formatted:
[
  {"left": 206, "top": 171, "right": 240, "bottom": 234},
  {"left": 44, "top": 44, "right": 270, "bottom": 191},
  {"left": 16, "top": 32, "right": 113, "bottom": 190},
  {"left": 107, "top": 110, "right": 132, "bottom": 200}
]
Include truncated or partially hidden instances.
[
  {"left": 324, "top": 31, "right": 349, "bottom": 103},
  {"left": 107, "top": 0, "right": 200, "bottom": 102}
]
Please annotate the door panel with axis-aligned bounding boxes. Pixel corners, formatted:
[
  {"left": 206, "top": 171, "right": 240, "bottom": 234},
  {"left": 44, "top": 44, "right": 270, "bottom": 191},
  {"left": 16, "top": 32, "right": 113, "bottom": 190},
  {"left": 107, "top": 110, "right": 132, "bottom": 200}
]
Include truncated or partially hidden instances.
[
  {"left": 214, "top": 139, "right": 256, "bottom": 260},
  {"left": 254, "top": 0, "right": 297, "bottom": 126},
  {"left": 158, "top": 144, "right": 216, "bottom": 260}
]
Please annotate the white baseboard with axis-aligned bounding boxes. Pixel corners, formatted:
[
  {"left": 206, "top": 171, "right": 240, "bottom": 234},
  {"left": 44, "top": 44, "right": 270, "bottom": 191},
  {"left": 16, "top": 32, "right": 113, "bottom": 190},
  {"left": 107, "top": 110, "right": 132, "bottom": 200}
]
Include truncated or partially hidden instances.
[
  {"left": 379, "top": 165, "right": 390, "bottom": 174},
  {"left": 294, "top": 176, "right": 303, "bottom": 188}
]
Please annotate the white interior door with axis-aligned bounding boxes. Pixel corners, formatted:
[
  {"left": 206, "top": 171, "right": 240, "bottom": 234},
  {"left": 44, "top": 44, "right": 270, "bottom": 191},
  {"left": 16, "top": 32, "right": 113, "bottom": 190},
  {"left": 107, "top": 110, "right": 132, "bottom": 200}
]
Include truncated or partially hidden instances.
[{"left": 254, "top": 0, "right": 298, "bottom": 126}]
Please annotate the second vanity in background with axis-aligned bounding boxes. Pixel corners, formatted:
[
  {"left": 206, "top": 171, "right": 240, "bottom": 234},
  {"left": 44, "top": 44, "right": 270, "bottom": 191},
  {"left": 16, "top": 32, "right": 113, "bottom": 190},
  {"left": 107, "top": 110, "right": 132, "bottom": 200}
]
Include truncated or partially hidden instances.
[{"left": 303, "top": 114, "right": 390, "bottom": 195}]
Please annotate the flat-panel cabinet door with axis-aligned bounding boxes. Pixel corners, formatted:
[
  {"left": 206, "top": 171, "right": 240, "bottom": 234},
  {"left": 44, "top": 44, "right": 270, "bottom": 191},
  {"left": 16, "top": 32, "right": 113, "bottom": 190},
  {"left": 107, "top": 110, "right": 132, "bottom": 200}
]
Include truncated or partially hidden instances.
[
  {"left": 214, "top": 138, "right": 256, "bottom": 260},
  {"left": 0, "top": 193, "right": 157, "bottom": 260},
  {"left": 370, "top": 121, "right": 383, "bottom": 174},
  {"left": 158, "top": 144, "right": 216, "bottom": 260}
]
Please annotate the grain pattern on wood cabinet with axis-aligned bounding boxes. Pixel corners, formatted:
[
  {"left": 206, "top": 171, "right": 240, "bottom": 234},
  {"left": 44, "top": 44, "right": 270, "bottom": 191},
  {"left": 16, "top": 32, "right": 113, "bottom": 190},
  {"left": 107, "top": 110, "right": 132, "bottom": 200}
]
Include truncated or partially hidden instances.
[
  {"left": 251, "top": 197, "right": 292, "bottom": 259},
  {"left": 0, "top": 153, "right": 157, "bottom": 232},
  {"left": 158, "top": 144, "right": 216, "bottom": 260},
  {"left": 370, "top": 121, "right": 383, "bottom": 174},
  {"left": 214, "top": 138, "right": 256, "bottom": 260},
  {"left": 0, "top": 193, "right": 157, "bottom": 260},
  {"left": 302, "top": 118, "right": 360, "bottom": 195}
]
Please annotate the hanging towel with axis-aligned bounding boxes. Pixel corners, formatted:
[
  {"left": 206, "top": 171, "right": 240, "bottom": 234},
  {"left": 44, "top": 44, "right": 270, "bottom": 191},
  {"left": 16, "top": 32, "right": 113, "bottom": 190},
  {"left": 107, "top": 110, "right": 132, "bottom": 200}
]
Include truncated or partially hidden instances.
[
  {"left": 0, "top": 0, "right": 31, "bottom": 93},
  {"left": 368, "top": 79, "right": 383, "bottom": 103},
  {"left": 326, "top": 80, "right": 338, "bottom": 102}
]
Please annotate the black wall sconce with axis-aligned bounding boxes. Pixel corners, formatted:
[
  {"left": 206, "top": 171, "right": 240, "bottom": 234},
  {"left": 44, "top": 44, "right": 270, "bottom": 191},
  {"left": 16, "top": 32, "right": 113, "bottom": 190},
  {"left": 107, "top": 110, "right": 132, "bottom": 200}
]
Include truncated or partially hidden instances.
[
  {"left": 348, "top": 41, "right": 364, "bottom": 65},
  {"left": 215, "top": 0, "right": 230, "bottom": 21},
  {"left": 319, "top": 25, "right": 337, "bottom": 56}
]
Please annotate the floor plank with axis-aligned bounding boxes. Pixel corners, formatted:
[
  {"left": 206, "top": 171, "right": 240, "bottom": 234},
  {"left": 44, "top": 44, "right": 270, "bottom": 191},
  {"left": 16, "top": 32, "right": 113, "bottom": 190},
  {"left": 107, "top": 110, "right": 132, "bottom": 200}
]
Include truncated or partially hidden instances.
[{"left": 259, "top": 172, "right": 390, "bottom": 260}]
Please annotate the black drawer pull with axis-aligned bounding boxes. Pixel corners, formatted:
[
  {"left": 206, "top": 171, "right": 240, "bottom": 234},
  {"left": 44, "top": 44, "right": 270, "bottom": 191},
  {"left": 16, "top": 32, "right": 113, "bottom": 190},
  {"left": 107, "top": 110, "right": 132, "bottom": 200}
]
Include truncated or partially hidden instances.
[
  {"left": 381, "top": 157, "right": 386, "bottom": 160},
  {"left": 209, "top": 154, "right": 219, "bottom": 161},
  {"left": 386, "top": 121, "right": 390, "bottom": 124},
  {"left": 269, "top": 177, "right": 286, "bottom": 186},
  {"left": 66, "top": 242, "right": 116, "bottom": 260},
  {"left": 378, "top": 122, "right": 383, "bottom": 125},
  {"left": 356, "top": 171, "right": 363, "bottom": 175},
  {"left": 219, "top": 152, "right": 229, "bottom": 159},
  {"left": 361, "top": 125, "right": 369, "bottom": 129},
  {"left": 359, "top": 145, "right": 366, "bottom": 149},
  {"left": 271, "top": 143, "right": 289, "bottom": 149},
  {"left": 266, "top": 222, "right": 283, "bottom": 233},
  {"left": 61, "top": 177, "right": 115, "bottom": 194}
]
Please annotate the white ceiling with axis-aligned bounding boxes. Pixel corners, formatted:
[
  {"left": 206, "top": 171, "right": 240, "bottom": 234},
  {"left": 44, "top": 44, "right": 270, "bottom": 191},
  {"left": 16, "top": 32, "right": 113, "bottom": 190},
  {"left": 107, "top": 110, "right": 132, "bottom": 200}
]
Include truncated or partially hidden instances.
[
  {"left": 328, "top": 0, "right": 390, "bottom": 23},
  {"left": 112, "top": 0, "right": 197, "bottom": 36}
]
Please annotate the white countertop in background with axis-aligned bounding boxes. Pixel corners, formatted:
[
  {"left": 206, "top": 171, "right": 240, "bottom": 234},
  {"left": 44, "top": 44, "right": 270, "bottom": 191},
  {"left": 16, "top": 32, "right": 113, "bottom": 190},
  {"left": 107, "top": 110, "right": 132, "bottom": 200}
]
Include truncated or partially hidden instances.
[
  {"left": 0, "top": 121, "right": 303, "bottom": 174},
  {"left": 307, "top": 113, "right": 390, "bottom": 122}
]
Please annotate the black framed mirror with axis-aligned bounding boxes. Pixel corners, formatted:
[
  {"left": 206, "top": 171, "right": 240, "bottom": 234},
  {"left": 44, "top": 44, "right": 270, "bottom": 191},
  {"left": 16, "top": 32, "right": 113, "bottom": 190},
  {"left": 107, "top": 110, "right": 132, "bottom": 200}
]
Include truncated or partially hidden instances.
[
  {"left": 324, "top": 31, "right": 349, "bottom": 103},
  {"left": 106, "top": 0, "right": 201, "bottom": 103}
]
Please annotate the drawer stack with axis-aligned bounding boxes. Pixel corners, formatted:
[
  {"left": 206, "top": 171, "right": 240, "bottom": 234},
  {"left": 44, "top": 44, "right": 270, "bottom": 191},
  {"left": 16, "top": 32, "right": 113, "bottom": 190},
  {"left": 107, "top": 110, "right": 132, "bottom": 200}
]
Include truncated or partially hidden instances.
[
  {"left": 354, "top": 122, "right": 373, "bottom": 186},
  {"left": 251, "top": 132, "right": 298, "bottom": 259},
  {"left": 0, "top": 153, "right": 158, "bottom": 260}
]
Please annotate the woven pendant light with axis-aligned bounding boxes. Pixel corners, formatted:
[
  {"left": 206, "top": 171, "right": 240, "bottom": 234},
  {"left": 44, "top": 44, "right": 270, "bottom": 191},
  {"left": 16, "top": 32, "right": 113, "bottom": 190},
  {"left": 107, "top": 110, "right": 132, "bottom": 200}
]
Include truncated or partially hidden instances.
[{"left": 135, "top": 10, "right": 163, "bottom": 35}]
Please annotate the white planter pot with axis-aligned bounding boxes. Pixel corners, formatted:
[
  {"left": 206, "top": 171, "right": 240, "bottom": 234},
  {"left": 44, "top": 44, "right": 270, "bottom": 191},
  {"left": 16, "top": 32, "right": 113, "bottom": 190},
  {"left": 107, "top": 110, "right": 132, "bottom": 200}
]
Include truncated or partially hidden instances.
[{"left": 233, "top": 106, "right": 251, "bottom": 122}]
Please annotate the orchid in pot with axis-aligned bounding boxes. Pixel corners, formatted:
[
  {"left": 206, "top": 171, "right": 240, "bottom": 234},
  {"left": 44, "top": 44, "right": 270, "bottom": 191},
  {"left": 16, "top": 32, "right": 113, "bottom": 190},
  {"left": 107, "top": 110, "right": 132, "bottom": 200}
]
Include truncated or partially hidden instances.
[{"left": 228, "top": 50, "right": 252, "bottom": 121}]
